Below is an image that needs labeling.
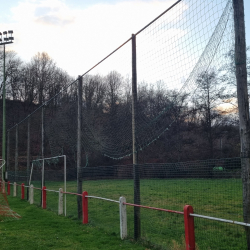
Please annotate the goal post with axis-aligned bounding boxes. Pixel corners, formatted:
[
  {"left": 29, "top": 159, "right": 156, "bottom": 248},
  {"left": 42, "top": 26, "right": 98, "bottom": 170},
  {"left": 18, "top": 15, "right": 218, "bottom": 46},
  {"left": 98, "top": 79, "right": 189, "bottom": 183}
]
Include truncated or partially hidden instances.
[{"left": 29, "top": 155, "right": 67, "bottom": 216}]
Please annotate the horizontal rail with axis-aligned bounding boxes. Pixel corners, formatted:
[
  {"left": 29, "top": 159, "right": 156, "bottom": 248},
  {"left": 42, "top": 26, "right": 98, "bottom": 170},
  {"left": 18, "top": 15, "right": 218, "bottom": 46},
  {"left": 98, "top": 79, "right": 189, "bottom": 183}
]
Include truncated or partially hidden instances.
[
  {"left": 44, "top": 189, "right": 60, "bottom": 193},
  {"left": 32, "top": 187, "right": 42, "bottom": 190},
  {"left": 62, "top": 191, "right": 82, "bottom": 196},
  {"left": 124, "top": 202, "right": 184, "bottom": 215},
  {"left": 86, "top": 196, "right": 119, "bottom": 203},
  {"left": 190, "top": 213, "right": 250, "bottom": 227}
]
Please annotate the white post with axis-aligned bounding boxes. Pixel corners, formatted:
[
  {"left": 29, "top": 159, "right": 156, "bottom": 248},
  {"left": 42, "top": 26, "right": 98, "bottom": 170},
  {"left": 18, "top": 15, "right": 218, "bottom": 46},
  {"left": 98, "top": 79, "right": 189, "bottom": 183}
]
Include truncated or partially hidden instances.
[
  {"left": 58, "top": 188, "right": 63, "bottom": 215},
  {"left": 13, "top": 182, "right": 16, "bottom": 197},
  {"left": 29, "top": 184, "right": 34, "bottom": 204},
  {"left": 119, "top": 196, "right": 127, "bottom": 239}
]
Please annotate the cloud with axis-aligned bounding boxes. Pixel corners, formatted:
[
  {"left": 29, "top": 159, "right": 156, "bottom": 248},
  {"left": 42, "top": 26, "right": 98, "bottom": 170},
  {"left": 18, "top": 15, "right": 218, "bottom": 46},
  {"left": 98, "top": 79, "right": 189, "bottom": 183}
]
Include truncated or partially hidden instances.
[
  {"left": 4, "top": 0, "right": 187, "bottom": 79},
  {"left": 35, "top": 15, "right": 75, "bottom": 26}
]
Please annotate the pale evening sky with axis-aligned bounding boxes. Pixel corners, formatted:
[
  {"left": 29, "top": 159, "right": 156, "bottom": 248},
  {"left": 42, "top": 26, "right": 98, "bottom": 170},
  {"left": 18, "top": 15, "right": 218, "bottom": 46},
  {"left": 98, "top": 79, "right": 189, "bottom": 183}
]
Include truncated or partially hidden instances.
[{"left": 0, "top": 0, "right": 249, "bottom": 78}]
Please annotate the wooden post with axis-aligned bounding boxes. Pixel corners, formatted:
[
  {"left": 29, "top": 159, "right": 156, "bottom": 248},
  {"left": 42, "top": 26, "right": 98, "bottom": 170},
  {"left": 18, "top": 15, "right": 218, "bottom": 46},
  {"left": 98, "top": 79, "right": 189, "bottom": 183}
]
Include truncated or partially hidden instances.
[
  {"left": 82, "top": 191, "right": 88, "bottom": 224},
  {"left": 42, "top": 186, "right": 46, "bottom": 209},
  {"left": 21, "top": 183, "right": 25, "bottom": 200},
  {"left": 15, "top": 125, "right": 18, "bottom": 182},
  {"left": 119, "top": 196, "right": 127, "bottom": 240},
  {"left": 7, "top": 181, "right": 10, "bottom": 195},
  {"left": 184, "top": 205, "right": 195, "bottom": 250},
  {"left": 13, "top": 182, "right": 16, "bottom": 197},
  {"left": 77, "top": 76, "right": 83, "bottom": 219},
  {"left": 29, "top": 184, "right": 34, "bottom": 204},
  {"left": 132, "top": 33, "right": 140, "bottom": 240},
  {"left": 58, "top": 188, "right": 63, "bottom": 215},
  {"left": 233, "top": 0, "right": 250, "bottom": 247}
]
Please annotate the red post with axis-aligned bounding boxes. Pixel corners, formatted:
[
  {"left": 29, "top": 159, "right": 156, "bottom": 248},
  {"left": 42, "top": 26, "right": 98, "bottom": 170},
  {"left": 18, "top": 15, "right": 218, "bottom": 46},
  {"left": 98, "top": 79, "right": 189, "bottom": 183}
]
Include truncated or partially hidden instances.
[
  {"left": 21, "top": 183, "right": 25, "bottom": 199},
  {"left": 184, "top": 205, "right": 195, "bottom": 250},
  {"left": 7, "top": 181, "right": 10, "bottom": 195},
  {"left": 42, "top": 186, "right": 47, "bottom": 209},
  {"left": 82, "top": 191, "right": 88, "bottom": 224}
]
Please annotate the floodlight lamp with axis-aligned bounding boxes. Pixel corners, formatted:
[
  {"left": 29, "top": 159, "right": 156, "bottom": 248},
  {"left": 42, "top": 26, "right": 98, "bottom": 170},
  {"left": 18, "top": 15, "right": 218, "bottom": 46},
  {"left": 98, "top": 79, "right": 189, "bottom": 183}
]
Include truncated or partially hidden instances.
[
  {"left": 3, "top": 31, "right": 7, "bottom": 35},
  {"left": 9, "top": 37, "right": 14, "bottom": 41},
  {"left": 8, "top": 30, "right": 13, "bottom": 34},
  {"left": 0, "top": 39, "right": 2, "bottom": 42},
  {"left": 4, "top": 38, "right": 9, "bottom": 41},
  {"left": 0, "top": 32, "right": 2, "bottom": 36}
]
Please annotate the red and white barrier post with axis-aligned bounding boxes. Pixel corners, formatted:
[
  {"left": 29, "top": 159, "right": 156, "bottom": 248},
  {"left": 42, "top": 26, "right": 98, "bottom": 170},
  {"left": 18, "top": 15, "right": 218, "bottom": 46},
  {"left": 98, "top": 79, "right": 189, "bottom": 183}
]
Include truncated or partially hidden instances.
[
  {"left": 82, "top": 191, "right": 88, "bottom": 224},
  {"left": 29, "top": 185, "right": 34, "bottom": 204},
  {"left": 42, "top": 186, "right": 47, "bottom": 209},
  {"left": 13, "top": 182, "right": 16, "bottom": 197},
  {"left": 58, "top": 188, "right": 63, "bottom": 215},
  {"left": 21, "top": 183, "right": 25, "bottom": 199},
  {"left": 7, "top": 181, "right": 10, "bottom": 195},
  {"left": 184, "top": 205, "right": 195, "bottom": 250},
  {"left": 119, "top": 196, "right": 127, "bottom": 239}
]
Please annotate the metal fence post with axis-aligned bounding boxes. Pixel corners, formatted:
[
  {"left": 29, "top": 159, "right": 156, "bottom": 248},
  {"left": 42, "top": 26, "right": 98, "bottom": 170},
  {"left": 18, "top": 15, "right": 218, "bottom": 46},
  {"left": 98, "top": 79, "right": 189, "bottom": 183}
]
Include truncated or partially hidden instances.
[
  {"left": 15, "top": 125, "right": 18, "bottom": 182},
  {"left": 77, "top": 76, "right": 83, "bottom": 220},
  {"left": 132, "top": 33, "right": 140, "bottom": 240},
  {"left": 119, "top": 196, "right": 127, "bottom": 239},
  {"left": 6, "top": 130, "right": 10, "bottom": 181},
  {"left": 27, "top": 116, "right": 30, "bottom": 200},
  {"left": 184, "top": 205, "right": 195, "bottom": 250}
]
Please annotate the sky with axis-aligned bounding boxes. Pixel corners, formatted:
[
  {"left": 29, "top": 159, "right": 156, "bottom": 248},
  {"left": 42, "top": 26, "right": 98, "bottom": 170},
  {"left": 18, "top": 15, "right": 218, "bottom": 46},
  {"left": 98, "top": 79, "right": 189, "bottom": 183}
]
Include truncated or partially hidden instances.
[{"left": 0, "top": 0, "right": 249, "bottom": 79}]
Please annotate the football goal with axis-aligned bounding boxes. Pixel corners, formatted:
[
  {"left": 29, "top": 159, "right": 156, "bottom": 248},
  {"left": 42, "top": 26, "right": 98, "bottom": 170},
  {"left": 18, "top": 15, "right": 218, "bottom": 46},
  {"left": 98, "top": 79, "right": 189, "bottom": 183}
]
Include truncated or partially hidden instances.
[{"left": 29, "top": 155, "right": 67, "bottom": 216}]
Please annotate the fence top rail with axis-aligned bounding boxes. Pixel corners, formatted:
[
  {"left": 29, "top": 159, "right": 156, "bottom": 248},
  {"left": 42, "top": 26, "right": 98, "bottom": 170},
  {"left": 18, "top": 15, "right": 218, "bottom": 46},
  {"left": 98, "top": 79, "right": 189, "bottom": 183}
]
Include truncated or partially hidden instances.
[
  {"left": 190, "top": 213, "right": 250, "bottom": 227},
  {"left": 62, "top": 191, "right": 82, "bottom": 196},
  {"left": 123, "top": 202, "right": 184, "bottom": 215},
  {"left": 86, "top": 195, "right": 119, "bottom": 203},
  {"left": 44, "top": 189, "right": 60, "bottom": 193}
]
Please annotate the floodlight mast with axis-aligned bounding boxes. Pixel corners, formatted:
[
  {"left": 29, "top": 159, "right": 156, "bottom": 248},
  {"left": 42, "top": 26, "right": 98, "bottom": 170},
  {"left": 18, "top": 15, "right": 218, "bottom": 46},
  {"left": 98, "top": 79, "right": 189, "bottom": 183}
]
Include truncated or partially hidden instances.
[{"left": 0, "top": 30, "right": 14, "bottom": 181}]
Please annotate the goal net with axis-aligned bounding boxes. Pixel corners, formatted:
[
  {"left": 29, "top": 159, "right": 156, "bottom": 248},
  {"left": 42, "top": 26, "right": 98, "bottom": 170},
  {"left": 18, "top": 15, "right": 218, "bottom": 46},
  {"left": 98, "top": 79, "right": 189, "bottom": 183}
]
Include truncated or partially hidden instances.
[
  {"left": 29, "top": 155, "right": 67, "bottom": 215},
  {"left": 0, "top": 159, "right": 21, "bottom": 221}
]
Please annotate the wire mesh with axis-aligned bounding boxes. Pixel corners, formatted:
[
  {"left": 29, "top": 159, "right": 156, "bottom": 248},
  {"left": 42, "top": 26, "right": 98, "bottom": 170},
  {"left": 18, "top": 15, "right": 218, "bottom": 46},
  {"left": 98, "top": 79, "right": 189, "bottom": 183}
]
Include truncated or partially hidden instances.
[{"left": 3, "top": 0, "right": 248, "bottom": 248}]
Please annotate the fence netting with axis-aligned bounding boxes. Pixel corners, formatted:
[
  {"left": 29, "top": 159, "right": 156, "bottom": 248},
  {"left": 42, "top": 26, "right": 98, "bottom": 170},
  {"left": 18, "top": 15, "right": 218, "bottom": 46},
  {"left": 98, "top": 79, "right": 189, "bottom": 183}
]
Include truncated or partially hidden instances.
[{"left": 4, "top": 0, "right": 248, "bottom": 249}]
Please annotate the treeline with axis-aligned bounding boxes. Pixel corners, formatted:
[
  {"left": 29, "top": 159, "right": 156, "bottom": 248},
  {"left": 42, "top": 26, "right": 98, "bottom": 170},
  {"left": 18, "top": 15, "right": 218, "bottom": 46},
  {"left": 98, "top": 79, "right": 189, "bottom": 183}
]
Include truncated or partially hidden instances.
[{"left": 1, "top": 49, "right": 250, "bottom": 166}]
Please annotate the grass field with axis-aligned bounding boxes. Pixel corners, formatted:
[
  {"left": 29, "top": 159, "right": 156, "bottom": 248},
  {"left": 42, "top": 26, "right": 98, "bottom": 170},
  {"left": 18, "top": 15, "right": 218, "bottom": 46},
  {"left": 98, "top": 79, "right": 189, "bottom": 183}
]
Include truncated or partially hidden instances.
[
  {"left": 12, "top": 178, "right": 247, "bottom": 249},
  {"left": 0, "top": 196, "right": 148, "bottom": 250}
]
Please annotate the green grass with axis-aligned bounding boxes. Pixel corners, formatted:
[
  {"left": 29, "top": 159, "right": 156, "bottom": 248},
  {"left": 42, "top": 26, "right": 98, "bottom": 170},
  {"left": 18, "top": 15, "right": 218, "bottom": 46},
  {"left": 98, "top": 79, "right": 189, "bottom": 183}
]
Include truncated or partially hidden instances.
[
  {"left": 0, "top": 196, "right": 147, "bottom": 250},
  {"left": 14, "top": 178, "right": 247, "bottom": 249}
]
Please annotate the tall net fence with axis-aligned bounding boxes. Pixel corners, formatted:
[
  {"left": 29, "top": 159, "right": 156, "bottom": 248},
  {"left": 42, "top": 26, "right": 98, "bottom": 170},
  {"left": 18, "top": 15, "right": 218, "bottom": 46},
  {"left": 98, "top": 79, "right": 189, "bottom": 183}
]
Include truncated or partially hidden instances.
[
  {"left": 4, "top": 0, "right": 248, "bottom": 249},
  {"left": 7, "top": 0, "right": 236, "bottom": 178}
]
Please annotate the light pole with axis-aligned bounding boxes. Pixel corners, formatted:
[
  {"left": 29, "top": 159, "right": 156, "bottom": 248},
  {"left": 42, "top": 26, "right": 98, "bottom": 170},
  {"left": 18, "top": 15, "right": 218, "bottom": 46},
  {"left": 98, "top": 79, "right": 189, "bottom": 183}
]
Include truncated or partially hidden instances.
[{"left": 0, "top": 30, "right": 14, "bottom": 181}]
